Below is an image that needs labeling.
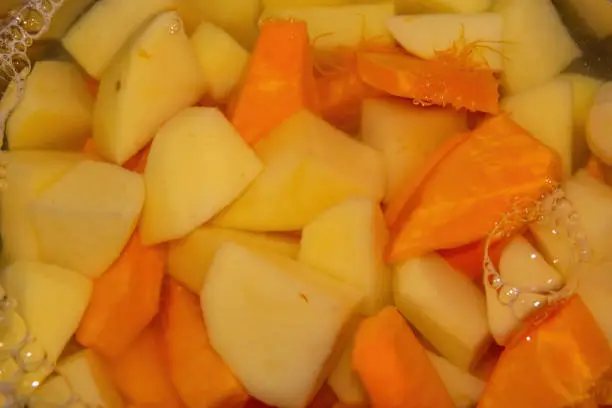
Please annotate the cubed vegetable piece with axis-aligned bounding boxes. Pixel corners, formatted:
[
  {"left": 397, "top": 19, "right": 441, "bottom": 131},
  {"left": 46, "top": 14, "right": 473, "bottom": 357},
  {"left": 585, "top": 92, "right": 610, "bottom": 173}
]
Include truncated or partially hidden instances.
[
  {"left": 361, "top": 98, "right": 467, "bottom": 204},
  {"left": 0, "top": 151, "right": 85, "bottom": 264},
  {"left": 587, "top": 82, "right": 612, "bottom": 165},
  {"left": 76, "top": 230, "right": 165, "bottom": 358},
  {"left": 387, "top": 115, "right": 561, "bottom": 261},
  {"left": 29, "top": 160, "right": 144, "bottom": 278},
  {"left": 56, "top": 350, "right": 124, "bottom": 408},
  {"left": 230, "top": 20, "right": 318, "bottom": 145},
  {"left": 30, "top": 376, "right": 80, "bottom": 408},
  {"left": 493, "top": 0, "right": 581, "bottom": 94},
  {"left": 299, "top": 198, "right": 392, "bottom": 316},
  {"left": 201, "top": 243, "right": 363, "bottom": 408},
  {"left": 327, "top": 334, "right": 368, "bottom": 406},
  {"left": 262, "top": 0, "right": 349, "bottom": 9},
  {"left": 388, "top": 13, "right": 504, "bottom": 71},
  {"left": 502, "top": 78, "right": 574, "bottom": 178},
  {"left": 395, "top": 0, "right": 491, "bottom": 14},
  {"left": 214, "top": 110, "right": 385, "bottom": 231},
  {"left": 190, "top": 22, "right": 249, "bottom": 103},
  {"left": 168, "top": 226, "right": 299, "bottom": 294},
  {"left": 93, "top": 11, "right": 206, "bottom": 165},
  {"left": 1, "top": 61, "right": 93, "bottom": 150},
  {"left": 62, "top": 0, "right": 175, "bottom": 78},
  {"left": 161, "top": 279, "right": 248, "bottom": 408},
  {"left": 353, "top": 306, "right": 454, "bottom": 408},
  {"left": 479, "top": 296, "right": 612, "bottom": 408},
  {"left": 577, "top": 261, "right": 612, "bottom": 345},
  {"left": 426, "top": 351, "right": 485, "bottom": 408},
  {"left": 0, "top": 262, "right": 92, "bottom": 363},
  {"left": 566, "top": 0, "right": 612, "bottom": 39},
  {"left": 140, "top": 107, "right": 262, "bottom": 244},
  {"left": 393, "top": 254, "right": 490, "bottom": 370}
]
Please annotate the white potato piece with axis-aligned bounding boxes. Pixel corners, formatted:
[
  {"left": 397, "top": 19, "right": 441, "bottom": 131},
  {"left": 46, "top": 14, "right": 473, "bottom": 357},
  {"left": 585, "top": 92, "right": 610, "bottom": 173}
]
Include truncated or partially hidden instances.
[
  {"left": 56, "top": 350, "right": 124, "bottom": 408},
  {"left": 30, "top": 160, "right": 144, "bottom": 278},
  {"left": 299, "top": 198, "right": 391, "bottom": 316},
  {"left": 587, "top": 82, "right": 612, "bottom": 165},
  {"left": 202, "top": 243, "right": 363, "bottom": 408},
  {"left": 1, "top": 61, "right": 93, "bottom": 151},
  {"left": 501, "top": 78, "right": 574, "bottom": 177},
  {"left": 260, "top": 3, "right": 394, "bottom": 50},
  {"left": 559, "top": 73, "right": 603, "bottom": 170},
  {"left": 393, "top": 254, "right": 490, "bottom": 371},
  {"left": 177, "top": 0, "right": 260, "bottom": 48},
  {"left": 0, "top": 262, "right": 92, "bottom": 363},
  {"left": 361, "top": 98, "right": 467, "bottom": 203},
  {"left": 141, "top": 107, "right": 262, "bottom": 245},
  {"left": 62, "top": 0, "right": 176, "bottom": 78},
  {"left": 1, "top": 151, "right": 85, "bottom": 264},
  {"left": 29, "top": 376, "right": 74, "bottom": 408},
  {"left": 93, "top": 11, "right": 206, "bottom": 165},
  {"left": 388, "top": 13, "right": 504, "bottom": 71},
  {"left": 327, "top": 336, "right": 368, "bottom": 406},
  {"left": 190, "top": 22, "right": 249, "bottom": 102},
  {"left": 426, "top": 351, "right": 485, "bottom": 408},
  {"left": 485, "top": 236, "right": 564, "bottom": 345},
  {"left": 395, "top": 0, "right": 491, "bottom": 14},
  {"left": 494, "top": 0, "right": 581, "bottom": 94},
  {"left": 169, "top": 226, "right": 299, "bottom": 293},
  {"left": 214, "top": 110, "right": 385, "bottom": 231},
  {"left": 577, "top": 262, "right": 612, "bottom": 344},
  {"left": 567, "top": 0, "right": 612, "bottom": 39},
  {"left": 263, "top": 0, "right": 350, "bottom": 9}
]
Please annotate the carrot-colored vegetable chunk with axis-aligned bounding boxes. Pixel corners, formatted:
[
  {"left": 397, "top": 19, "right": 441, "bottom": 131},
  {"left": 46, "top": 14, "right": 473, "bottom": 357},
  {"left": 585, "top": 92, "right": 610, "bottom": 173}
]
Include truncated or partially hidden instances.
[
  {"left": 76, "top": 230, "right": 165, "bottom": 358},
  {"left": 308, "top": 384, "right": 339, "bottom": 408},
  {"left": 356, "top": 51, "right": 499, "bottom": 114},
  {"left": 387, "top": 115, "right": 562, "bottom": 262},
  {"left": 230, "top": 20, "right": 318, "bottom": 145},
  {"left": 352, "top": 306, "right": 454, "bottom": 408},
  {"left": 440, "top": 238, "right": 509, "bottom": 281},
  {"left": 160, "top": 278, "right": 248, "bottom": 408},
  {"left": 479, "top": 296, "right": 612, "bottom": 408},
  {"left": 110, "top": 322, "right": 184, "bottom": 407}
]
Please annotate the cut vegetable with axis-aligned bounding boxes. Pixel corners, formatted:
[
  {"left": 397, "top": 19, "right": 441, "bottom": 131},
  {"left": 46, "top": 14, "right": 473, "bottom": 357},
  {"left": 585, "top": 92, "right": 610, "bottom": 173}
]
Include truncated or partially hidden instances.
[
  {"left": 76, "top": 230, "right": 165, "bottom": 358},
  {"left": 439, "top": 235, "right": 514, "bottom": 281},
  {"left": 230, "top": 20, "right": 318, "bottom": 145},
  {"left": 387, "top": 114, "right": 561, "bottom": 261},
  {"left": 214, "top": 110, "right": 385, "bottom": 231},
  {"left": 327, "top": 335, "right": 368, "bottom": 406},
  {"left": 161, "top": 279, "right": 248, "bottom": 408},
  {"left": 357, "top": 51, "right": 499, "bottom": 114},
  {"left": 479, "top": 296, "right": 612, "bottom": 408},
  {"left": 426, "top": 351, "right": 485, "bottom": 408},
  {"left": 201, "top": 243, "right": 363, "bottom": 408},
  {"left": 566, "top": 0, "right": 612, "bottom": 39},
  {"left": 493, "top": 0, "right": 582, "bottom": 94},
  {"left": 577, "top": 261, "right": 612, "bottom": 345},
  {"left": 393, "top": 254, "right": 490, "bottom": 370},
  {"left": 388, "top": 13, "right": 504, "bottom": 71},
  {"left": 395, "top": 0, "right": 491, "bottom": 14},
  {"left": 352, "top": 306, "right": 454, "bottom": 408},
  {"left": 260, "top": 3, "right": 394, "bottom": 50},
  {"left": 587, "top": 82, "right": 612, "bottom": 165}
]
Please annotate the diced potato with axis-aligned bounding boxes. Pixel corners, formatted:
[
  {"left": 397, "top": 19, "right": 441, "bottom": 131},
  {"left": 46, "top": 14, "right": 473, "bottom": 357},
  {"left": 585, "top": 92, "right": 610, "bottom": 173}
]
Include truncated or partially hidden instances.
[
  {"left": 62, "top": 0, "right": 176, "bottom": 78},
  {"left": 327, "top": 336, "right": 368, "bottom": 406},
  {"left": 41, "top": 0, "right": 96, "bottom": 41},
  {"left": 299, "top": 198, "right": 392, "bottom": 316},
  {"left": 395, "top": 0, "right": 491, "bottom": 14},
  {"left": 141, "top": 107, "right": 262, "bottom": 244},
  {"left": 1, "top": 151, "right": 86, "bottom": 264},
  {"left": 190, "top": 22, "right": 250, "bottom": 102},
  {"left": 567, "top": 0, "right": 612, "bottom": 39},
  {"left": 93, "top": 11, "right": 206, "bottom": 165},
  {"left": 30, "top": 160, "right": 144, "bottom": 278},
  {"left": 1, "top": 61, "right": 93, "bottom": 150},
  {"left": 426, "top": 351, "right": 485, "bottom": 408},
  {"left": 493, "top": 0, "right": 581, "bottom": 94},
  {"left": 577, "top": 262, "right": 612, "bottom": 345},
  {"left": 168, "top": 226, "right": 299, "bottom": 293},
  {"left": 202, "top": 243, "right": 363, "bottom": 408},
  {"left": 587, "top": 82, "right": 612, "bottom": 165},
  {"left": 0, "top": 262, "right": 92, "bottom": 363},
  {"left": 260, "top": 3, "right": 394, "bottom": 50},
  {"left": 263, "top": 0, "right": 350, "bottom": 10},
  {"left": 29, "top": 376, "right": 74, "bottom": 408},
  {"left": 393, "top": 254, "right": 490, "bottom": 371},
  {"left": 388, "top": 13, "right": 504, "bottom": 71},
  {"left": 501, "top": 78, "right": 574, "bottom": 177},
  {"left": 56, "top": 350, "right": 124, "bottom": 408},
  {"left": 213, "top": 110, "right": 385, "bottom": 231},
  {"left": 177, "top": 0, "right": 260, "bottom": 48},
  {"left": 361, "top": 98, "right": 467, "bottom": 203}
]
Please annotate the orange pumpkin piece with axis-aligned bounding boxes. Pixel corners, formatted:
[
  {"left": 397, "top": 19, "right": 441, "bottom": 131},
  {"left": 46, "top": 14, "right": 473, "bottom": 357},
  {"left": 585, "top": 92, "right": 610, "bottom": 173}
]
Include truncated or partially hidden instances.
[
  {"left": 353, "top": 306, "right": 454, "bottom": 408},
  {"left": 109, "top": 322, "right": 184, "bottom": 407},
  {"left": 387, "top": 114, "right": 562, "bottom": 262},
  {"left": 230, "top": 20, "right": 318, "bottom": 145},
  {"left": 478, "top": 296, "right": 612, "bottom": 408},
  {"left": 76, "top": 230, "right": 165, "bottom": 358},
  {"left": 160, "top": 278, "right": 248, "bottom": 408},
  {"left": 356, "top": 51, "right": 499, "bottom": 114}
]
